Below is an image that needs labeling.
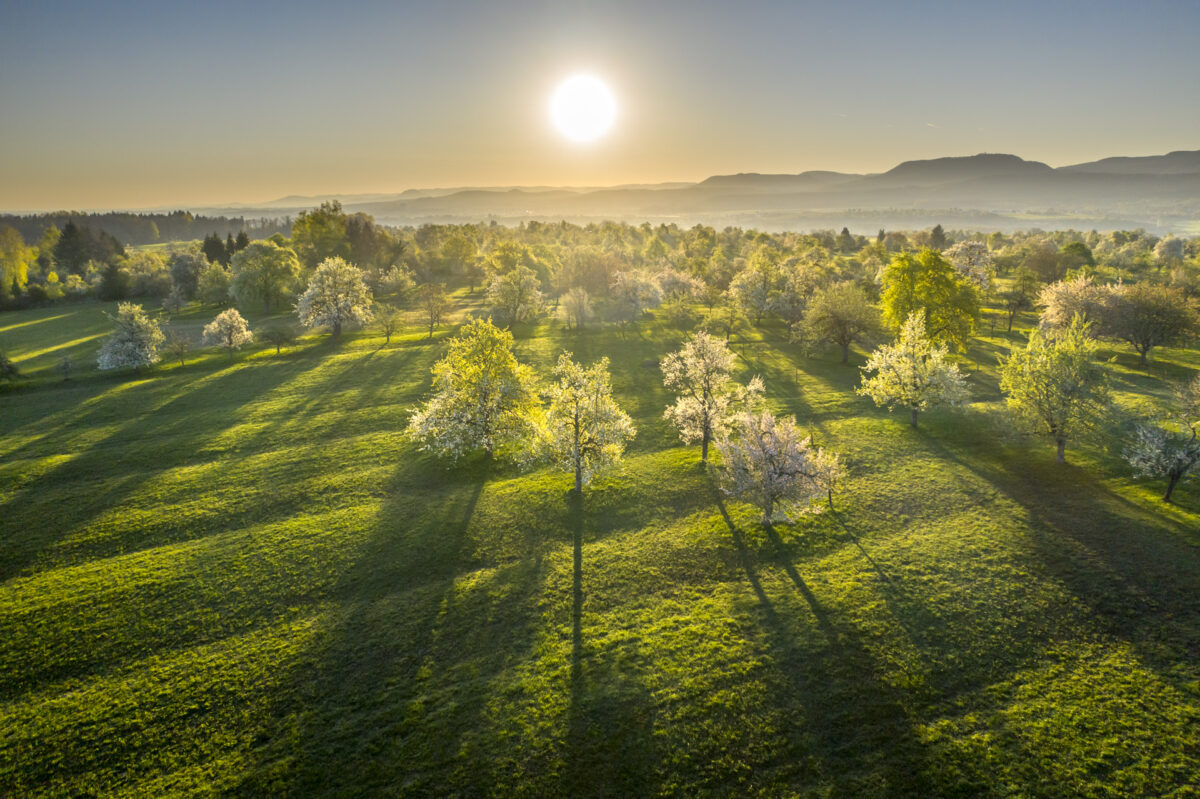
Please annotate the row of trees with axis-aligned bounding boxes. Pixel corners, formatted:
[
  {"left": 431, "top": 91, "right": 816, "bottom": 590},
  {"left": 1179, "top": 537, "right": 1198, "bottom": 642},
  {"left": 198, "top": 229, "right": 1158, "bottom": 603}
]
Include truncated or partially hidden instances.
[
  {"left": 407, "top": 323, "right": 840, "bottom": 520},
  {"left": 93, "top": 256, "right": 377, "bottom": 371}
]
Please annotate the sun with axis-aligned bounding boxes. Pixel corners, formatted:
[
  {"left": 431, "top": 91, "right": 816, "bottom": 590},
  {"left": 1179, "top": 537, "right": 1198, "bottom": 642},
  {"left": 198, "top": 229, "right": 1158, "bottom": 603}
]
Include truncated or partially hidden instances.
[{"left": 549, "top": 75, "right": 617, "bottom": 143}]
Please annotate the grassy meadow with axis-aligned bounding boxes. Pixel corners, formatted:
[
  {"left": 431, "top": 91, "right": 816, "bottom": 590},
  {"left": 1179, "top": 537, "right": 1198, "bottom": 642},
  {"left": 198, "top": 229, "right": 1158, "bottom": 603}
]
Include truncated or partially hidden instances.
[{"left": 1, "top": 294, "right": 1199, "bottom": 796}]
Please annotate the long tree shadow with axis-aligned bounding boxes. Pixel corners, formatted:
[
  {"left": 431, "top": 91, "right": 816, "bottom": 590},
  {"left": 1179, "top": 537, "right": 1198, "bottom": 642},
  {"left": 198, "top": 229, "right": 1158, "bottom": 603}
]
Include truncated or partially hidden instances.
[
  {"left": 712, "top": 488, "right": 934, "bottom": 795},
  {"left": 0, "top": 356, "right": 325, "bottom": 582},
  {"left": 562, "top": 489, "right": 661, "bottom": 798},
  {"left": 232, "top": 453, "right": 571, "bottom": 796},
  {"left": 926, "top": 432, "right": 1200, "bottom": 691}
]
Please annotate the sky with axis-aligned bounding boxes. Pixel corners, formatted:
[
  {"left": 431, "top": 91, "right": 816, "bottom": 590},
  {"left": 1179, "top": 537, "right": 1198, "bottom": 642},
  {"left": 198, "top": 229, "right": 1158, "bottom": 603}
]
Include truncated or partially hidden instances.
[{"left": 1, "top": 0, "right": 1197, "bottom": 211}]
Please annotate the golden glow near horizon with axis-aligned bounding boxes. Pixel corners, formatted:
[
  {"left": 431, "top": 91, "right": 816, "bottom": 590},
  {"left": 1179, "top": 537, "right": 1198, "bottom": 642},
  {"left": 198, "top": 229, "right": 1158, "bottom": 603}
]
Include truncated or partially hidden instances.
[{"left": 549, "top": 75, "right": 617, "bottom": 143}]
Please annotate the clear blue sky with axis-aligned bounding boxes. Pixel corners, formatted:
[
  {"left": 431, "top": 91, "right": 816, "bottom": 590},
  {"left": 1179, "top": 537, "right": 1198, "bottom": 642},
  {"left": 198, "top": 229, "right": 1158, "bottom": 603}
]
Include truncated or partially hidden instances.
[{"left": 1, "top": 0, "right": 1197, "bottom": 210}]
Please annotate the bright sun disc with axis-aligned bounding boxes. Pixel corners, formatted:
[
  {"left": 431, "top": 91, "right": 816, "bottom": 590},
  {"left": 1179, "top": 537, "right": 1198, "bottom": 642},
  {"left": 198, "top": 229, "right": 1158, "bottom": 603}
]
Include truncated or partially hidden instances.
[{"left": 550, "top": 75, "right": 616, "bottom": 143}]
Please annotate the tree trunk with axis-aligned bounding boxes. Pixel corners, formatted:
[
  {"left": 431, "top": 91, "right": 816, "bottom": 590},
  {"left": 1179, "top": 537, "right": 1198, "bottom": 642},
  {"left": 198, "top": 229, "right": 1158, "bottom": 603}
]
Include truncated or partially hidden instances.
[
  {"left": 701, "top": 431, "right": 710, "bottom": 464},
  {"left": 1056, "top": 438, "right": 1066, "bottom": 463},
  {"left": 428, "top": 321, "right": 434, "bottom": 340},
  {"left": 1164, "top": 472, "right": 1181, "bottom": 503},
  {"left": 1138, "top": 348, "right": 1148, "bottom": 367},
  {"left": 909, "top": 408, "right": 919, "bottom": 428},
  {"left": 575, "top": 465, "right": 583, "bottom": 494},
  {"left": 840, "top": 342, "right": 850, "bottom": 364},
  {"left": 333, "top": 320, "right": 342, "bottom": 339},
  {"left": 1007, "top": 311, "right": 1015, "bottom": 332}
]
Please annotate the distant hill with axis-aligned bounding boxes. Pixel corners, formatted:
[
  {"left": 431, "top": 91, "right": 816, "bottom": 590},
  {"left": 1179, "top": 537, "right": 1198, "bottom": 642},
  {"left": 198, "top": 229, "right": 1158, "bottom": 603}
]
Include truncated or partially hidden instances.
[
  {"left": 1058, "top": 149, "right": 1200, "bottom": 175},
  {"left": 867, "top": 153, "right": 1053, "bottom": 187},
  {"left": 7, "top": 149, "right": 1199, "bottom": 237},
  {"left": 317, "top": 150, "right": 1199, "bottom": 233},
  {"left": 696, "top": 171, "right": 860, "bottom": 191}
]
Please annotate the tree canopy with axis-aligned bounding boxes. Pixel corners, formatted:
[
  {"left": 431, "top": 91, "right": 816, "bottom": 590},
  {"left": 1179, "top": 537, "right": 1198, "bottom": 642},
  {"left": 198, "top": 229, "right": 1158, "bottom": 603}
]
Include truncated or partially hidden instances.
[
  {"left": 880, "top": 249, "right": 979, "bottom": 351},
  {"left": 407, "top": 318, "right": 539, "bottom": 460},
  {"left": 533, "top": 353, "right": 636, "bottom": 492},
  {"left": 999, "top": 315, "right": 1110, "bottom": 463},
  {"left": 295, "top": 257, "right": 374, "bottom": 338},
  {"left": 858, "top": 310, "right": 969, "bottom": 428}
]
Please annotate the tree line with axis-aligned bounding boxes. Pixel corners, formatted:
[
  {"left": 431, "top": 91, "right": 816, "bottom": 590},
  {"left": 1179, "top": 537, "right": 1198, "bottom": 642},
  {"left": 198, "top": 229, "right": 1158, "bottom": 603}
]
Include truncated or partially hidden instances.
[{"left": 4, "top": 206, "right": 1198, "bottom": 504}]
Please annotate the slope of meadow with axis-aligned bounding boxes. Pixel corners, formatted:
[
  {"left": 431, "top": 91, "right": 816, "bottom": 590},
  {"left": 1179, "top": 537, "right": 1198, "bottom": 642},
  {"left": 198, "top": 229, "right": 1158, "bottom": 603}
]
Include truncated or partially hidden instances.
[{"left": 1, "top": 297, "right": 1198, "bottom": 796}]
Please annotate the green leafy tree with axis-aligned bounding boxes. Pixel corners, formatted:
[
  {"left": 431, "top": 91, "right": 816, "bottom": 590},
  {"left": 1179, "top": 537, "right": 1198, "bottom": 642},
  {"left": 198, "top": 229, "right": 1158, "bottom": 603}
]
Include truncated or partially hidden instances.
[
  {"left": 97, "top": 302, "right": 164, "bottom": 371},
  {"left": 798, "top": 281, "right": 880, "bottom": 364},
  {"left": 858, "top": 310, "right": 969, "bottom": 428},
  {"left": 197, "top": 263, "right": 232, "bottom": 307},
  {"left": 533, "top": 353, "right": 637, "bottom": 492},
  {"left": 54, "top": 221, "right": 94, "bottom": 274},
  {"left": 0, "top": 226, "right": 31, "bottom": 302},
  {"left": 441, "top": 233, "right": 479, "bottom": 289},
  {"left": 202, "top": 232, "right": 229, "bottom": 265},
  {"left": 929, "top": 224, "right": 947, "bottom": 251},
  {"left": 880, "top": 248, "right": 979, "bottom": 350},
  {"left": 291, "top": 201, "right": 350, "bottom": 269},
  {"left": 999, "top": 315, "right": 1110, "bottom": 463},
  {"left": 1106, "top": 283, "right": 1199, "bottom": 366},
  {"left": 407, "top": 318, "right": 539, "bottom": 460},
  {"left": 230, "top": 241, "right": 302, "bottom": 312},
  {"left": 295, "top": 257, "right": 374, "bottom": 339},
  {"left": 168, "top": 251, "right": 207, "bottom": 299}
]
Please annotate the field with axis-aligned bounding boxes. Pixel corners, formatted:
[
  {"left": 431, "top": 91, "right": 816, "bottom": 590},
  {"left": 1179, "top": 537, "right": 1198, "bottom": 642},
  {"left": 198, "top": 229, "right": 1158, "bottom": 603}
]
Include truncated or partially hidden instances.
[{"left": 2, "top": 296, "right": 1199, "bottom": 797}]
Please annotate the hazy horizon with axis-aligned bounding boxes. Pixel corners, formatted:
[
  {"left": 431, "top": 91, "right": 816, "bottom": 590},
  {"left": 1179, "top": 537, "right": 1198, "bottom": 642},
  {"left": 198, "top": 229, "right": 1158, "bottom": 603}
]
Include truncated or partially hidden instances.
[{"left": 2, "top": 0, "right": 1198, "bottom": 211}]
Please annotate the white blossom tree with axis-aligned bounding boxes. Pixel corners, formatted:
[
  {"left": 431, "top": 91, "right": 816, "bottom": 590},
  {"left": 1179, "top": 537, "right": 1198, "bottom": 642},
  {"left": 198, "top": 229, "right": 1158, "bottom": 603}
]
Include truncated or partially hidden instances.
[
  {"left": 944, "top": 240, "right": 994, "bottom": 290},
  {"left": 717, "top": 410, "right": 842, "bottom": 523},
  {"left": 97, "top": 302, "right": 165, "bottom": 371},
  {"left": 662, "top": 331, "right": 764, "bottom": 463},
  {"left": 296, "top": 256, "right": 374, "bottom": 338},
  {"left": 1037, "top": 276, "right": 1113, "bottom": 333},
  {"left": 1124, "top": 375, "right": 1200, "bottom": 502},
  {"left": 656, "top": 266, "right": 702, "bottom": 301},
  {"left": 202, "top": 308, "right": 253, "bottom": 360},
  {"left": 407, "top": 318, "right": 539, "bottom": 461},
  {"left": 533, "top": 353, "right": 636, "bottom": 492},
  {"left": 999, "top": 315, "right": 1109, "bottom": 463},
  {"left": 858, "top": 310, "right": 969, "bottom": 428}
]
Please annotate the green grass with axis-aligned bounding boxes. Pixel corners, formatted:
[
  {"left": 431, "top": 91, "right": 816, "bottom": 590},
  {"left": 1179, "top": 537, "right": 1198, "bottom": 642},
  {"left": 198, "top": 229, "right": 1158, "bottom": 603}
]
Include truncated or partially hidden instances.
[{"left": 1, "top": 298, "right": 1199, "bottom": 796}]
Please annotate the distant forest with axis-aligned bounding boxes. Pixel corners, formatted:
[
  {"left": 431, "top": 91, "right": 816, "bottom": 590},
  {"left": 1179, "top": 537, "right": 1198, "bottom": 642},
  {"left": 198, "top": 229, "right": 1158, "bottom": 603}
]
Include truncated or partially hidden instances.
[{"left": 0, "top": 211, "right": 290, "bottom": 247}]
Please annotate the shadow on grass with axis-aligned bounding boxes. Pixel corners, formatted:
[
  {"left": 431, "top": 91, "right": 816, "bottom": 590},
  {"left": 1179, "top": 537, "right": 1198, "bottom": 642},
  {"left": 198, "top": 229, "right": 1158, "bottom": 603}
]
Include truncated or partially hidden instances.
[
  {"left": 712, "top": 485, "right": 933, "bottom": 795},
  {"left": 562, "top": 489, "right": 661, "bottom": 797},
  {"left": 926, "top": 432, "right": 1200, "bottom": 690},
  {"left": 0, "top": 356, "right": 326, "bottom": 582},
  {"left": 232, "top": 459, "right": 548, "bottom": 794}
]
